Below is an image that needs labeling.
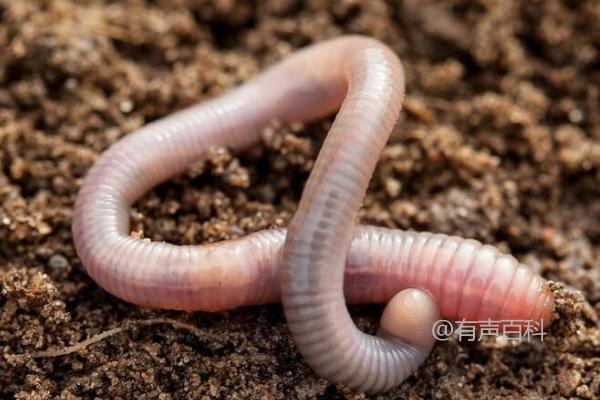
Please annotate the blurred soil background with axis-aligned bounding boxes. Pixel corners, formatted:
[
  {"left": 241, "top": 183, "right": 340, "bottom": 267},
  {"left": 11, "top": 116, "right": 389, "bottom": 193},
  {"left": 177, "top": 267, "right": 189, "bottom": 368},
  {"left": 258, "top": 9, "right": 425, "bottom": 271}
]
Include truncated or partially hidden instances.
[{"left": 0, "top": 0, "right": 598, "bottom": 398}]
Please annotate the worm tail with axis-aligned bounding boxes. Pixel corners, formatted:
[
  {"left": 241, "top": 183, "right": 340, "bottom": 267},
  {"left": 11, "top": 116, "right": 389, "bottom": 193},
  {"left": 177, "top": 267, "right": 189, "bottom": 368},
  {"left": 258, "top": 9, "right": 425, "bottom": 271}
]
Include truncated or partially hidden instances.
[{"left": 345, "top": 227, "right": 554, "bottom": 326}]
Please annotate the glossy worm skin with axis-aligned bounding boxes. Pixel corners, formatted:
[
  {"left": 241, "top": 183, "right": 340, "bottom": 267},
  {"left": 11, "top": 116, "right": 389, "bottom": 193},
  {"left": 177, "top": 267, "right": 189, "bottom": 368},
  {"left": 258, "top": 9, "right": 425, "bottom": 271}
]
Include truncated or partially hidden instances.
[{"left": 72, "top": 36, "right": 554, "bottom": 393}]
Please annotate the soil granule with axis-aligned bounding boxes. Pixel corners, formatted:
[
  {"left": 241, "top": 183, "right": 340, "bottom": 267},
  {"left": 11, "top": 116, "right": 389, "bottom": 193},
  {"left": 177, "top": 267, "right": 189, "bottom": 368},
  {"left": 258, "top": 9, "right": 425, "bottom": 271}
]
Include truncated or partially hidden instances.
[{"left": 0, "top": 1, "right": 599, "bottom": 399}]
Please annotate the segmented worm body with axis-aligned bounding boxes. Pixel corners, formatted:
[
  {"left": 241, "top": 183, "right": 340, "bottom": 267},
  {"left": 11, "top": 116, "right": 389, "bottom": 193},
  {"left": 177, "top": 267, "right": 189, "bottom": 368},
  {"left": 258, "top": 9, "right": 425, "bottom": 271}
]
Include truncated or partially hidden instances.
[{"left": 72, "top": 36, "right": 553, "bottom": 393}]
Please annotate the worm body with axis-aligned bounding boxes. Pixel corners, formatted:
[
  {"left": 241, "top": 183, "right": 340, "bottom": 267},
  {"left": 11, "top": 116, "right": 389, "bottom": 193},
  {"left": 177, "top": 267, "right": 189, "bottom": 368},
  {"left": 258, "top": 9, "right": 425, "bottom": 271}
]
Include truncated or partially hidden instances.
[{"left": 72, "top": 36, "right": 553, "bottom": 393}]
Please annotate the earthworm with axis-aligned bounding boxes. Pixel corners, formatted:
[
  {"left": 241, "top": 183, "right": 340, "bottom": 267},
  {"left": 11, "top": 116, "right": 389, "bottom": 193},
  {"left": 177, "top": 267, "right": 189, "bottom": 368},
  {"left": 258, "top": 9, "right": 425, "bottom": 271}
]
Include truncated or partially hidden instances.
[{"left": 72, "top": 36, "right": 554, "bottom": 393}]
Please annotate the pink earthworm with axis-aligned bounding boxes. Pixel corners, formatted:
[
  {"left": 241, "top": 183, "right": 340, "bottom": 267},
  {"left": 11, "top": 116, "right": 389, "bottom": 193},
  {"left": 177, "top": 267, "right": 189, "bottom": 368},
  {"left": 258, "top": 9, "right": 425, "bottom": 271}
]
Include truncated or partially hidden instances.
[{"left": 72, "top": 36, "right": 554, "bottom": 393}]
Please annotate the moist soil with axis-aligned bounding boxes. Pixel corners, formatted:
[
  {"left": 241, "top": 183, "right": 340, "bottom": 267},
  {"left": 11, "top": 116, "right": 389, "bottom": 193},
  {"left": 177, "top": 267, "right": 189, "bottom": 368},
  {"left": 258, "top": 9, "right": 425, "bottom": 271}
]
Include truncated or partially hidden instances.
[{"left": 0, "top": 1, "right": 599, "bottom": 399}]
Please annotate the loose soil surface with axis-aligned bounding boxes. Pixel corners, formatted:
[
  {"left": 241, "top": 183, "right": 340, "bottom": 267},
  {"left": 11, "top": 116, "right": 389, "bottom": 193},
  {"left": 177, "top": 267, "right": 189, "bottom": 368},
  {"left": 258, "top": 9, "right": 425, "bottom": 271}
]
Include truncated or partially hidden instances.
[{"left": 0, "top": 1, "right": 598, "bottom": 399}]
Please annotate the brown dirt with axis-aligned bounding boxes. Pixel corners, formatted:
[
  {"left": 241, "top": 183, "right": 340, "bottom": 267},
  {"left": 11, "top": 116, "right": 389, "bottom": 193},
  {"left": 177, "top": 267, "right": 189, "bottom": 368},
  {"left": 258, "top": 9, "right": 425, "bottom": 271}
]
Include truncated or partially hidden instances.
[{"left": 0, "top": 0, "right": 599, "bottom": 399}]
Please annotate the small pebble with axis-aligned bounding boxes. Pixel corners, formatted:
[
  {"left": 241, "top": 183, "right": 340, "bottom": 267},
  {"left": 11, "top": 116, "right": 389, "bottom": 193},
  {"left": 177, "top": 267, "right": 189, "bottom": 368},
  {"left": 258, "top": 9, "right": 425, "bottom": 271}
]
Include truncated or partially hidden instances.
[
  {"left": 48, "top": 254, "right": 70, "bottom": 270},
  {"left": 120, "top": 99, "right": 134, "bottom": 113}
]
